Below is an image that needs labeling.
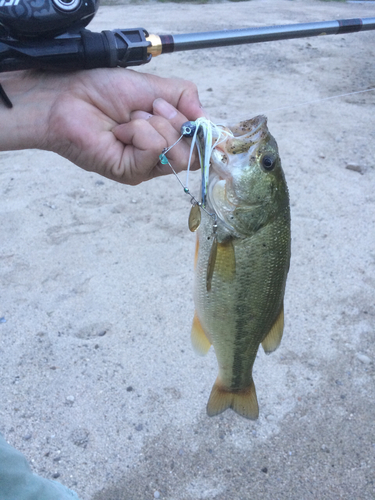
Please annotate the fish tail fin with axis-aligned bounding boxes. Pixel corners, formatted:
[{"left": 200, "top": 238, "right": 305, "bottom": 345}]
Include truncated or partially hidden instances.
[
  {"left": 231, "top": 381, "right": 259, "bottom": 420},
  {"left": 206, "top": 378, "right": 259, "bottom": 420}
]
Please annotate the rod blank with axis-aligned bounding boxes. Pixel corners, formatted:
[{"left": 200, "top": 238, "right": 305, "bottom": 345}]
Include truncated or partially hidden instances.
[{"left": 149, "top": 17, "right": 375, "bottom": 55}]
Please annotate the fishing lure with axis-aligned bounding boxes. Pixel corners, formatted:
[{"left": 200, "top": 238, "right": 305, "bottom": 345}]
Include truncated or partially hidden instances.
[{"left": 160, "top": 117, "right": 233, "bottom": 234}]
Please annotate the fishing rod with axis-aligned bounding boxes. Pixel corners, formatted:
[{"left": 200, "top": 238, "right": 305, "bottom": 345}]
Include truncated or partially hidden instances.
[
  {"left": 0, "top": 0, "right": 374, "bottom": 73},
  {"left": 147, "top": 17, "right": 375, "bottom": 57}
]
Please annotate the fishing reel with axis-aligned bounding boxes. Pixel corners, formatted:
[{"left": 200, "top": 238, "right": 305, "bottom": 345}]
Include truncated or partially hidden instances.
[
  {"left": 0, "top": 0, "right": 99, "bottom": 39},
  {"left": 0, "top": 0, "right": 151, "bottom": 74}
]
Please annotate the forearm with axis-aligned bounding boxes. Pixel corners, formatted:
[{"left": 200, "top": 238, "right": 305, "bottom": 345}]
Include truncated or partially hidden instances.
[
  {"left": 0, "top": 71, "right": 53, "bottom": 151},
  {"left": 0, "top": 68, "right": 204, "bottom": 184}
]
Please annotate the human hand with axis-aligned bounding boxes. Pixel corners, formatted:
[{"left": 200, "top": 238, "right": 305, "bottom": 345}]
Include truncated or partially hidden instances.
[{"left": 0, "top": 69, "right": 205, "bottom": 185}]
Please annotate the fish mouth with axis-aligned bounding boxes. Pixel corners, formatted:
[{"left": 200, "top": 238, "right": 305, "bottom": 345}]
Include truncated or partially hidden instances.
[
  {"left": 210, "top": 115, "right": 268, "bottom": 177},
  {"left": 209, "top": 115, "right": 268, "bottom": 184},
  {"left": 207, "top": 116, "right": 269, "bottom": 231},
  {"left": 228, "top": 115, "right": 268, "bottom": 139}
]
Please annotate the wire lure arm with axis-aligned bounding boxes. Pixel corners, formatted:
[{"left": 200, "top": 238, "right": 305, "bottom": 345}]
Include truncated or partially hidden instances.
[{"left": 160, "top": 118, "right": 232, "bottom": 233}]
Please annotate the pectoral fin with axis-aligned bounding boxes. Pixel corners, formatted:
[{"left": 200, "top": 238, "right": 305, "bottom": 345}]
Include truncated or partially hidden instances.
[
  {"left": 217, "top": 240, "right": 236, "bottom": 280},
  {"left": 206, "top": 378, "right": 259, "bottom": 420},
  {"left": 206, "top": 238, "right": 235, "bottom": 291},
  {"left": 261, "top": 306, "right": 284, "bottom": 354},
  {"left": 191, "top": 312, "right": 211, "bottom": 356}
]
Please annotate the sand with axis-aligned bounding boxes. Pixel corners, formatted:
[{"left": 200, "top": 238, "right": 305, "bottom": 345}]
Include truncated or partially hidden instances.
[{"left": 0, "top": 1, "right": 374, "bottom": 499}]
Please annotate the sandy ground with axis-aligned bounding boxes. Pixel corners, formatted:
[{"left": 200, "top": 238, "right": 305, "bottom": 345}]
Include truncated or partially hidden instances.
[{"left": 1, "top": 1, "right": 375, "bottom": 499}]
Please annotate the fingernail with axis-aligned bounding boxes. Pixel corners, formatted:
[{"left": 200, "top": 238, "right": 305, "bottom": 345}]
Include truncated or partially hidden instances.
[
  {"left": 141, "top": 112, "right": 153, "bottom": 120},
  {"left": 153, "top": 98, "right": 178, "bottom": 120},
  {"left": 130, "top": 110, "right": 153, "bottom": 120}
]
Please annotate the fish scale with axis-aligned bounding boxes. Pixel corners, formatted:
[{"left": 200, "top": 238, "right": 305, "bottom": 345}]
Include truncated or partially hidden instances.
[
  {"left": 191, "top": 115, "right": 291, "bottom": 420},
  {"left": 196, "top": 211, "right": 290, "bottom": 388}
]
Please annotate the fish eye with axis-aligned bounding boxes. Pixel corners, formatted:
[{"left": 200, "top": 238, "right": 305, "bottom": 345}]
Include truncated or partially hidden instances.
[{"left": 261, "top": 155, "right": 276, "bottom": 171}]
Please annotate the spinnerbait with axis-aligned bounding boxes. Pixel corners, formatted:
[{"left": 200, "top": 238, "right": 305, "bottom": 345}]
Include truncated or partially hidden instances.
[{"left": 159, "top": 118, "right": 233, "bottom": 234}]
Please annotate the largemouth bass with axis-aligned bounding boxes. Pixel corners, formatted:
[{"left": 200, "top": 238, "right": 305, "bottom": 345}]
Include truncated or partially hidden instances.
[{"left": 191, "top": 115, "right": 291, "bottom": 420}]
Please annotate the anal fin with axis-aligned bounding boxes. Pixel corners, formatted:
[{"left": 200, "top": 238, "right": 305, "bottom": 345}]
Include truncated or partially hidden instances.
[
  {"left": 191, "top": 312, "right": 211, "bottom": 356},
  {"left": 261, "top": 305, "right": 284, "bottom": 354},
  {"left": 206, "top": 378, "right": 259, "bottom": 420}
]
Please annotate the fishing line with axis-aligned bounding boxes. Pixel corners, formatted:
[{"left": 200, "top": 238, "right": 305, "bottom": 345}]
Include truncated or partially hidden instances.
[
  {"left": 161, "top": 87, "right": 374, "bottom": 232},
  {"left": 258, "top": 87, "right": 375, "bottom": 115},
  {"left": 161, "top": 85, "right": 374, "bottom": 210}
]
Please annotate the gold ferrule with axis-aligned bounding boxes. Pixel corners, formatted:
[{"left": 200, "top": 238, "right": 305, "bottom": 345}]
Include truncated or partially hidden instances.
[{"left": 146, "top": 34, "right": 162, "bottom": 57}]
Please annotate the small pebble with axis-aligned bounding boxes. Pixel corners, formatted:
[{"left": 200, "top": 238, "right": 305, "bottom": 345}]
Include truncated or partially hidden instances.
[
  {"left": 52, "top": 472, "right": 60, "bottom": 479},
  {"left": 261, "top": 467, "right": 268, "bottom": 473},
  {"left": 66, "top": 395, "right": 75, "bottom": 403},
  {"left": 356, "top": 353, "right": 371, "bottom": 364},
  {"left": 154, "top": 492, "right": 160, "bottom": 499},
  {"left": 70, "top": 429, "right": 89, "bottom": 448},
  {"left": 0, "top": 317, "right": 6, "bottom": 323},
  {"left": 266, "top": 414, "right": 276, "bottom": 422},
  {"left": 23, "top": 434, "right": 32, "bottom": 441},
  {"left": 345, "top": 163, "right": 365, "bottom": 174},
  {"left": 44, "top": 203, "right": 56, "bottom": 209}
]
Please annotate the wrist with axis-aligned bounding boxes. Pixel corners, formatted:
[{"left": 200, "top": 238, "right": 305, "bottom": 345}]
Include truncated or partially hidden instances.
[{"left": 0, "top": 71, "right": 54, "bottom": 152}]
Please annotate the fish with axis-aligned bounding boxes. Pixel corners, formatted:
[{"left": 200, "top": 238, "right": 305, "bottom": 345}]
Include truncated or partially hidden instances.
[{"left": 191, "top": 115, "right": 291, "bottom": 420}]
